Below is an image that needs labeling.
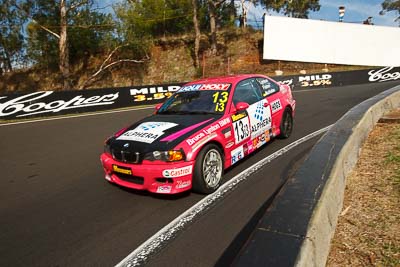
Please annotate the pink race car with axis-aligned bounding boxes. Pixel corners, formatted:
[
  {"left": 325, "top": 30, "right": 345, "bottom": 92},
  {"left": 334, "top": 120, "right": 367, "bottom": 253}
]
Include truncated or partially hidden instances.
[{"left": 100, "top": 74, "right": 295, "bottom": 194}]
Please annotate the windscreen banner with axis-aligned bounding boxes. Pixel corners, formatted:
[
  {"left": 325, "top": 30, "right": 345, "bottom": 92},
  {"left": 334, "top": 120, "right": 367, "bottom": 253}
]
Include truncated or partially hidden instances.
[{"left": 1, "top": 67, "right": 399, "bottom": 120}]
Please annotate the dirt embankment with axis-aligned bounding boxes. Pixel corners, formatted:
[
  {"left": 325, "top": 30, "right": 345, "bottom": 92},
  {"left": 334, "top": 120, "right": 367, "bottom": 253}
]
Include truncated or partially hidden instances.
[{"left": 0, "top": 29, "right": 366, "bottom": 93}]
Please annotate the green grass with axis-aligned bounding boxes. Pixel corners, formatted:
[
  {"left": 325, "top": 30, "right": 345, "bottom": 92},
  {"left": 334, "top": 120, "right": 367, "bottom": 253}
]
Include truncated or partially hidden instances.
[
  {"left": 382, "top": 242, "right": 400, "bottom": 267},
  {"left": 386, "top": 151, "right": 400, "bottom": 163}
]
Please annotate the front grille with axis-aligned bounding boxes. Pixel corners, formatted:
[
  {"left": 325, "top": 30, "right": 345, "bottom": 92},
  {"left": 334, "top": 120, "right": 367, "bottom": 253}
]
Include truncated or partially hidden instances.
[
  {"left": 114, "top": 173, "right": 144, "bottom": 185},
  {"left": 112, "top": 149, "right": 140, "bottom": 163}
]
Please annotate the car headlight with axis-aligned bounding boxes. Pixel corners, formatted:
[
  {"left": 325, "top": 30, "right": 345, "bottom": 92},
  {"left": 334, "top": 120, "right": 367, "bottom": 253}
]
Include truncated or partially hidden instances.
[{"left": 144, "top": 149, "right": 185, "bottom": 162}]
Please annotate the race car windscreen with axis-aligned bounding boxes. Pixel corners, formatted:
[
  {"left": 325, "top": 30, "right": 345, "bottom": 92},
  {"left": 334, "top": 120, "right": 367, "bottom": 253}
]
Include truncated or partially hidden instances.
[{"left": 157, "top": 84, "right": 231, "bottom": 115}]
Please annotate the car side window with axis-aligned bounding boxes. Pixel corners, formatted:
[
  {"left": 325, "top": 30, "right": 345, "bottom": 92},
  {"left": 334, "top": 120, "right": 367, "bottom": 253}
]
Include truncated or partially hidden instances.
[
  {"left": 233, "top": 79, "right": 263, "bottom": 105},
  {"left": 256, "top": 78, "right": 280, "bottom": 97}
]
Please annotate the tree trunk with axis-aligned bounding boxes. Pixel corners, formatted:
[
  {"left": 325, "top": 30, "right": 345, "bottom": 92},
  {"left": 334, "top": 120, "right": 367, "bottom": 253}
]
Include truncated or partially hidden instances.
[
  {"left": 3, "top": 49, "right": 13, "bottom": 72},
  {"left": 59, "top": 0, "right": 71, "bottom": 90},
  {"left": 208, "top": 0, "right": 217, "bottom": 55},
  {"left": 192, "top": 0, "right": 201, "bottom": 68},
  {"left": 241, "top": 0, "right": 247, "bottom": 28}
]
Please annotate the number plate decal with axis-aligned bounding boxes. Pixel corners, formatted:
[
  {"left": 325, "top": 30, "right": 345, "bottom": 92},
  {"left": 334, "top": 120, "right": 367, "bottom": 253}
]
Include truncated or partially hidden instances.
[{"left": 233, "top": 117, "right": 250, "bottom": 144}]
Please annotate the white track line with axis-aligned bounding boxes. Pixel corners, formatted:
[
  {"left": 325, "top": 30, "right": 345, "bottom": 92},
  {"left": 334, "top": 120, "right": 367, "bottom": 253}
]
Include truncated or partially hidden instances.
[
  {"left": 115, "top": 124, "right": 333, "bottom": 267},
  {"left": 0, "top": 106, "right": 154, "bottom": 127}
]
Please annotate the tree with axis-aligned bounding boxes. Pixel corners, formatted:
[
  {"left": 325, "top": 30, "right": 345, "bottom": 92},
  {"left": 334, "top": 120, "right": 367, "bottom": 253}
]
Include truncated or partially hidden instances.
[
  {"left": 261, "top": 0, "right": 320, "bottom": 18},
  {"left": 207, "top": 0, "right": 235, "bottom": 54},
  {"left": 25, "top": 0, "right": 117, "bottom": 89},
  {"left": 238, "top": 0, "right": 257, "bottom": 28},
  {"left": 380, "top": 0, "right": 400, "bottom": 25},
  {"left": 0, "top": 0, "right": 29, "bottom": 72},
  {"left": 192, "top": 0, "right": 201, "bottom": 67}
]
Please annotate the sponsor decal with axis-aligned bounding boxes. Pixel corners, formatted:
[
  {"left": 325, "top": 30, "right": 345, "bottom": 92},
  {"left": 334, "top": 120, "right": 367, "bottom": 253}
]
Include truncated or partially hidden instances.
[
  {"left": 176, "top": 180, "right": 191, "bottom": 189},
  {"left": 299, "top": 74, "right": 332, "bottom": 87},
  {"left": 157, "top": 185, "right": 172, "bottom": 193},
  {"left": 264, "top": 88, "right": 276, "bottom": 95},
  {"left": 225, "top": 141, "right": 234, "bottom": 149},
  {"left": 368, "top": 67, "right": 400, "bottom": 83},
  {"left": 256, "top": 133, "right": 267, "bottom": 148},
  {"left": 203, "top": 123, "right": 220, "bottom": 135},
  {"left": 247, "top": 140, "right": 255, "bottom": 154},
  {"left": 112, "top": 165, "right": 132, "bottom": 175},
  {"left": 271, "top": 125, "right": 277, "bottom": 137},
  {"left": 278, "top": 79, "right": 293, "bottom": 87},
  {"left": 251, "top": 118, "right": 270, "bottom": 134},
  {"left": 259, "top": 78, "right": 271, "bottom": 88},
  {"left": 178, "top": 83, "right": 230, "bottom": 92},
  {"left": 231, "top": 146, "right": 244, "bottom": 165},
  {"left": 243, "top": 143, "right": 249, "bottom": 156},
  {"left": 200, "top": 83, "right": 230, "bottom": 91},
  {"left": 222, "top": 126, "right": 232, "bottom": 139},
  {"left": 0, "top": 91, "right": 119, "bottom": 117},
  {"left": 117, "top": 122, "right": 177, "bottom": 143},
  {"left": 270, "top": 99, "right": 282, "bottom": 114},
  {"left": 231, "top": 111, "right": 247, "bottom": 122},
  {"left": 130, "top": 85, "right": 180, "bottom": 102},
  {"left": 248, "top": 100, "right": 272, "bottom": 139},
  {"left": 187, "top": 132, "right": 206, "bottom": 146},
  {"left": 178, "top": 84, "right": 203, "bottom": 92},
  {"left": 252, "top": 137, "right": 259, "bottom": 148},
  {"left": 218, "top": 117, "right": 230, "bottom": 127},
  {"left": 265, "top": 129, "right": 271, "bottom": 143},
  {"left": 251, "top": 133, "right": 267, "bottom": 149},
  {"left": 163, "top": 166, "right": 193, "bottom": 178},
  {"left": 186, "top": 118, "right": 231, "bottom": 146}
]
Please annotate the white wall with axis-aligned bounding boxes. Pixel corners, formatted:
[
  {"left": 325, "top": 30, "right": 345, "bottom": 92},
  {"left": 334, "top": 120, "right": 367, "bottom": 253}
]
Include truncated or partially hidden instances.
[{"left": 263, "top": 16, "right": 400, "bottom": 66}]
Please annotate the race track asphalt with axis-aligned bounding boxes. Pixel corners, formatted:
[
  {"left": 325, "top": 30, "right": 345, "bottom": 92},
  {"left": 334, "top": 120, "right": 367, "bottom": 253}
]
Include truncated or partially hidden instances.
[{"left": 1, "top": 81, "right": 399, "bottom": 266}]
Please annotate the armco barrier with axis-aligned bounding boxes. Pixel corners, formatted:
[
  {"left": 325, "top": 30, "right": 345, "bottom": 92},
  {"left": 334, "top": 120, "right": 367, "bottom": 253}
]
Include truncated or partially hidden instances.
[
  {"left": 0, "top": 67, "right": 399, "bottom": 121},
  {"left": 234, "top": 85, "right": 400, "bottom": 266}
]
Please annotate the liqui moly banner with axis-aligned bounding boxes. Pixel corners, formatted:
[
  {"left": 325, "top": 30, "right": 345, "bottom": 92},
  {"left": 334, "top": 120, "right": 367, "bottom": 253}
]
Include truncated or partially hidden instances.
[{"left": 1, "top": 68, "right": 399, "bottom": 120}]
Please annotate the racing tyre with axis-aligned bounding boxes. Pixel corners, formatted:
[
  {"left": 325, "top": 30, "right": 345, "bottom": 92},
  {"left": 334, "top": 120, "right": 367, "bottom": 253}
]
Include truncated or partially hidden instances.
[
  {"left": 279, "top": 108, "right": 293, "bottom": 139},
  {"left": 192, "top": 144, "right": 223, "bottom": 194}
]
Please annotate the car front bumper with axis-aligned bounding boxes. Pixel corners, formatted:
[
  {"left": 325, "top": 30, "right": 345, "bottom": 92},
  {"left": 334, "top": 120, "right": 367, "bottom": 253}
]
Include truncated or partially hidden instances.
[{"left": 100, "top": 153, "right": 195, "bottom": 194}]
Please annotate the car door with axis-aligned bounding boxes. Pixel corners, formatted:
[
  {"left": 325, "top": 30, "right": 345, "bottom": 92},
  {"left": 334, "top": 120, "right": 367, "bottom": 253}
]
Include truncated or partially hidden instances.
[
  {"left": 256, "top": 77, "right": 283, "bottom": 133},
  {"left": 231, "top": 78, "right": 272, "bottom": 156}
]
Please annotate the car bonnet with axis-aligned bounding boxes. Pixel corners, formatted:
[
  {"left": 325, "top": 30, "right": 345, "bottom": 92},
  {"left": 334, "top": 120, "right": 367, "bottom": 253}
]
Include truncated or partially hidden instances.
[{"left": 108, "top": 114, "right": 221, "bottom": 154}]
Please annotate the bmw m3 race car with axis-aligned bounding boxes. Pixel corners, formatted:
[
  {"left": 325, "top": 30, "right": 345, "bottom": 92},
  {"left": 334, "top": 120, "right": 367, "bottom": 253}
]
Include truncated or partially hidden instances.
[{"left": 100, "top": 74, "right": 296, "bottom": 194}]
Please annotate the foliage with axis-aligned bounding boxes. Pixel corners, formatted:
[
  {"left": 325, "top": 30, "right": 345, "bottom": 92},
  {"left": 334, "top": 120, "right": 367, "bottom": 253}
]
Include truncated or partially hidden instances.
[
  {"left": 26, "top": 0, "right": 60, "bottom": 69},
  {"left": 25, "top": 0, "right": 117, "bottom": 69},
  {"left": 261, "top": 0, "right": 320, "bottom": 18},
  {"left": 0, "top": 0, "right": 30, "bottom": 71},
  {"left": 380, "top": 0, "right": 400, "bottom": 24},
  {"left": 114, "top": 0, "right": 193, "bottom": 38}
]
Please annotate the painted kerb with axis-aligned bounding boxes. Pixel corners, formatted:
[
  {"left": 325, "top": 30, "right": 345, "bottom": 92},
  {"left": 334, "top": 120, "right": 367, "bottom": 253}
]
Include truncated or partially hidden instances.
[{"left": 295, "top": 85, "right": 400, "bottom": 267}]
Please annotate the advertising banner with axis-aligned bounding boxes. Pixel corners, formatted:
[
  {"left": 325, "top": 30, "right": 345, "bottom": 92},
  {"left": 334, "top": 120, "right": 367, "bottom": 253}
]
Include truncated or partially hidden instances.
[
  {"left": 1, "top": 67, "right": 399, "bottom": 120},
  {"left": 263, "top": 16, "right": 400, "bottom": 66}
]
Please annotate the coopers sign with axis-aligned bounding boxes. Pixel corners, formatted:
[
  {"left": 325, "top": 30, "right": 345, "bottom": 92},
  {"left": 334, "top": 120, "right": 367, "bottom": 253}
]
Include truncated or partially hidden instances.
[
  {"left": 368, "top": 67, "right": 400, "bottom": 83},
  {"left": 0, "top": 91, "right": 119, "bottom": 117}
]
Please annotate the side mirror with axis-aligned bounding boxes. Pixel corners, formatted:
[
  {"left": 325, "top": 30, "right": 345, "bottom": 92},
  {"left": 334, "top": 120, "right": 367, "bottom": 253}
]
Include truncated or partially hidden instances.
[{"left": 235, "top": 102, "right": 249, "bottom": 111}]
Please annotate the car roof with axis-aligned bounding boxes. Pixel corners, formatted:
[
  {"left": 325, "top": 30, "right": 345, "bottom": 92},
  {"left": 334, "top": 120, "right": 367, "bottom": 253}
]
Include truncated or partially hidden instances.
[{"left": 185, "top": 74, "right": 269, "bottom": 87}]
